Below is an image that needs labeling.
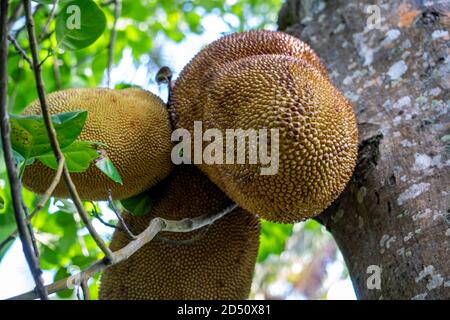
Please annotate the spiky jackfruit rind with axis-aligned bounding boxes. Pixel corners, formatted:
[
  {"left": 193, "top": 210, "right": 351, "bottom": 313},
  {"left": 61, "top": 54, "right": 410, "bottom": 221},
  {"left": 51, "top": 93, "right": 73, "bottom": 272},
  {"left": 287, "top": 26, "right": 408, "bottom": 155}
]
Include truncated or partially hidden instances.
[
  {"left": 170, "top": 30, "right": 358, "bottom": 223},
  {"left": 169, "top": 30, "right": 328, "bottom": 130},
  {"left": 22, "top": 88, "right": 173, "bottom": 201},
  {"left": 99, "top": 165, "right": 261, "bottom": 300}
]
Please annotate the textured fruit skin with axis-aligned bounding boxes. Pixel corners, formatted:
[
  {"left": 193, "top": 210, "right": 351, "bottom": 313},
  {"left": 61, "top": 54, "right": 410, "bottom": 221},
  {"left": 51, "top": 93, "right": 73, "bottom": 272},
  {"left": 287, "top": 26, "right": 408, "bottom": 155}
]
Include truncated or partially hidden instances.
[
  {"left": 170, "top": 30, "right": 358, "bottom": 223},
  {"left": 99, "top": 165, "right": 260, "bottom": 300},
  {"left": 22, "top": 88, "right": 173, "bottom": 200}
]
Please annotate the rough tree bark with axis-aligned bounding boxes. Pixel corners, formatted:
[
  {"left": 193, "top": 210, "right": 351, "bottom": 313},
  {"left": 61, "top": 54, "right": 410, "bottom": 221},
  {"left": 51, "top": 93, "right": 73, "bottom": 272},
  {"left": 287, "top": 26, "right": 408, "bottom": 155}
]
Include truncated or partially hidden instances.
[{"left": 279, "top": 0, "right": 449, "bottom": 299}]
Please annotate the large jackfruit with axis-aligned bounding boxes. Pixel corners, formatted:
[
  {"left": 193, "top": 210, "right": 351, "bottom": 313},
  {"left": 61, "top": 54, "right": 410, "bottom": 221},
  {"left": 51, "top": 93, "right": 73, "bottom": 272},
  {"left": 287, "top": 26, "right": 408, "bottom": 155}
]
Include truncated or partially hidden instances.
[
  {"left": 170, "top": 30, "right": 358, "bottom": 223},
  {"left": 22, "top": 88, "right": 173, "bottom": 200},
  {"left": 99, "top": 165, "right": 260, "bottom": 300}
]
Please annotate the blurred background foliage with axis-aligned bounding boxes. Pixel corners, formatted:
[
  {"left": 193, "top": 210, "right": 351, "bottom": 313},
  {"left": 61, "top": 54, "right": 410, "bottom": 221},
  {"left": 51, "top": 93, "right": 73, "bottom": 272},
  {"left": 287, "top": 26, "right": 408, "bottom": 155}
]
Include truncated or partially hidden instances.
[{"left": 0, "top": 0, "right": 354, "bottom": 299}]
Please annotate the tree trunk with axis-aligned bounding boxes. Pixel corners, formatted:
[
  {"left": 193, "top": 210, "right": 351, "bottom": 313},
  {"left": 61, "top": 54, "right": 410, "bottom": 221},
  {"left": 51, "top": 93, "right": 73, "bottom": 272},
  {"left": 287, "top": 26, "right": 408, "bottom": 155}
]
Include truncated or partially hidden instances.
[{"left": 278, "top": 0, "right": 450, "bottom": 299}]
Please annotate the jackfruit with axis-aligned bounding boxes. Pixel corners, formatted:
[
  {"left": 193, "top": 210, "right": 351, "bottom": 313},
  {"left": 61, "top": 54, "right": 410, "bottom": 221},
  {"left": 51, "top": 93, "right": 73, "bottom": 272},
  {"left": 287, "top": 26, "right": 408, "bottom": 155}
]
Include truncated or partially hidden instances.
[
  {"left": 170, "top": 30, "right": 358, "bottom": 223},
  {"left": 22, "top": 88, "right": 173, "bottom": 200},
  {"left": 99, "top": 165, "right": 260, "bottom": 300}
]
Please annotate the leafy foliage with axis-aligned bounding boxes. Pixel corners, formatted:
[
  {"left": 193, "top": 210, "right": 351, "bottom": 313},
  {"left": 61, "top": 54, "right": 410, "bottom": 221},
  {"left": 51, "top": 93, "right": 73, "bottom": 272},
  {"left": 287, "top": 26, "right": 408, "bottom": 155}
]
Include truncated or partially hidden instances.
[
  {"left": 9, "top": 111, "right": 122, "bottom": 179},
  {"left": 120, "top": 192, "right": 153, "bottom": 217},
  {"left": 10, "top": 111, "right": 87, "bottom": 159},
  {"left": 258, "top": 220, "right": 293, "bottom": 263},
  {"left": 95, "top": 156, "right": 123, "bottom": 185}
]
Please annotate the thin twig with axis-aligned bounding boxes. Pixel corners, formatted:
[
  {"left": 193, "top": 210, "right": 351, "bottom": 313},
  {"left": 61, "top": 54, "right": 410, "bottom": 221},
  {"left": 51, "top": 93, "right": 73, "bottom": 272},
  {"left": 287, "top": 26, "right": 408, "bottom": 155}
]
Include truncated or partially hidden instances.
[
  {"left": 22, "top": 201, "right": 40, "bottom": 258},
  {"left": 106, "top": 0, "right": 121, "bottom": 87},
  {"left": 7, "top": 2, "right": 23, "bottom": 28},
  {"left": 30, "top": 157, "right": 65, "bottom": 218},
  {"left": 7, "top": 34, "right": 33, "bottom": 67},
  {"left": 39, "top": 0, "right": 59, "bottom": 41},
  {"left": 76, "top": 286, "right": 82, "bottom": 300},
  {"left": 62, "top": 169, "right": 114, "bottom": 262},
  {"left": 90, "top": 202, "right": 119, "bottom": 230},
  {"left": 22, "top": 0, "right": 114, "bottom": 262},
  {"left": 9, "top": 3, "right": 42, "bottom": 39},
  {"left": 1, "top": 0, "right": 48, "bottom": 300},
  {"left": 107, "top": 190, "right": 136, "bottom": 239},
  {"left": 0, "top": 231, "right": 17, "bottom": 252},
  {"left": 8, "top": 203, "right": 238, "bottom": 300},
  {"left": 80, "top": 277, "right": 90, "bottom": 300},
  {"left": 0, "top": 158, "right": 65, "bottom": 251},
  {"left": 52, "top": 50, "right": 62, "bottom": 90}
]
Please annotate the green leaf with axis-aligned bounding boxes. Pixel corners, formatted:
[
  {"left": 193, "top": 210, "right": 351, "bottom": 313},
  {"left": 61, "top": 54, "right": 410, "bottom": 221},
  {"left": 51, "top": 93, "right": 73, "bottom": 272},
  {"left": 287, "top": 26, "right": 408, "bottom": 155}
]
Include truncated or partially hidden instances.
[
  {"left": 0, "top": 237, "right": 14, "bottom": 263},
  {"left": 0, "top": 223, "right": 16, "bottom": 262},
  {"left": 32, "top": 0, "right": 56, "bottom": 4},
  {"left": 120, "top": 192, "right": 153, "bottom": 216},
  {"left": 303, "top": 219, "right": 321, "bottom": 232},
  {"left": 36, "top": 141, "right": 99, "bottom": 172},
  {"left": 114, "top": 83, "right": 140, "bottom": 90},
  {"left": 0, "top": 176, "right": 17, "bottom": 262},
  {"left": 56, "top": 0, "right": 106, "bottom": 50},
  {"left": 186, "top": 12, "right": 201, "bottom": 33},
  {"left": 257, "top": 221, "right": 293, "bottom": 263},
  {"left": 10, "top": 111, "right": 87, "bottom": 160},
  {"left": 71, "top": 255, "right": 96, "bottom": 269},
  {"left": 54, "top": 267, "right": 74, "bottom": 298},
  {"left": 95, "top": 156, "right": 123, "bottom": 185},
  {"left": 40, "top": 243, "right": 60, "bottom": 268}
]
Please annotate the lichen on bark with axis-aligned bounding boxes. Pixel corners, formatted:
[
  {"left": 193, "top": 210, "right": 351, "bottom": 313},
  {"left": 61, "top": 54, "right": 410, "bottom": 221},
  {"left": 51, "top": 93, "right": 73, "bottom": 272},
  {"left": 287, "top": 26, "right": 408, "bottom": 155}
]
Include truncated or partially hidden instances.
[{"left": 279, "top": 0, "right": 450, "bottom": 299}]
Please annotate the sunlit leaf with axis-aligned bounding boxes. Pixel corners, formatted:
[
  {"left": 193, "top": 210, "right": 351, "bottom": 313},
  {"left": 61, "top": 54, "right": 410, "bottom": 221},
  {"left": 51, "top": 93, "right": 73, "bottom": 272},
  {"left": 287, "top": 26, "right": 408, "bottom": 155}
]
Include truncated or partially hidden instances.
[
  {"left": 36, "top": 141, "right": 99, "bottom": 172},
  {"left": 95, "top": 155, "right": 122, "bottom": 185},
  {"left": 120, "top": 192, "right": 153, "bottom": 216},
  {"left": 55, "top": 267, "right": 74, "bottom": 298},
  {"left": 10, "top": 111, "right": 87, "bottom": 159},
  {"left": 257, "top": 220, "right": 293, "bottom": 262}
]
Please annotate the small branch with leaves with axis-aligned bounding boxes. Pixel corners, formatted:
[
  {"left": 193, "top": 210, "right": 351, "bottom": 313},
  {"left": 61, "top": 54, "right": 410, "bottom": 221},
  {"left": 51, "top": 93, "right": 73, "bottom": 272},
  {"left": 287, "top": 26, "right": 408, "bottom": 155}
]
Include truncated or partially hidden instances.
[
  {"left": 22, "top": 0, "right": 114, "bottom": 263},
  {"left": 108, "top": 190, "right": 137, "bottom": 239},
  {"left": 8, "top": 203, "right": 238, "bottom": 300},
  {"left": 7, "top": 34, "right": 33, "bottom": 67},
  {"left": 0, "top": 0, "right": 48, "bottom": 300}
]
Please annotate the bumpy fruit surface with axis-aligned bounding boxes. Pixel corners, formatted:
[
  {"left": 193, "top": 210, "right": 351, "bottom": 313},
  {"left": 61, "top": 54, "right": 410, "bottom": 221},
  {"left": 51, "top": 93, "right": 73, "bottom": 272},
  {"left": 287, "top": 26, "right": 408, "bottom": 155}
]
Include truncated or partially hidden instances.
[
  {"left": 22, "top": 88, "right": 173, "bottom": 200},
  {"left": 99, "top": 165, "right": 260, "bottom": 300},
  {"left": 170, "top": 30, "right": 358, "bottom": 223}
]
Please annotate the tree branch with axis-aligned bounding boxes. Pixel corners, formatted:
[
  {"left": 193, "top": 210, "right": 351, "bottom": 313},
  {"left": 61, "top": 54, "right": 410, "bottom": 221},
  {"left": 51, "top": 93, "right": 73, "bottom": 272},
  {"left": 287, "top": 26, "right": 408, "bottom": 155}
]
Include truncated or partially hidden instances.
[
  {"left": 30, "top": 157, "right": 65, "bottom": 218},
  {"left": 52, "top": 50, "right": 62, "bottom": 90},
  {"left": 90, "top": 202, "right": 119, "bottom": 230},
  {"left": 7, "top": 2, "right": 23, "bottom": 28},
  {"left": 7, "top": 33, "right": 33, "bottom": 67},
  {"left": 0, "top": 0, "right": 48, "bottom": 300},
  {"left": 80, "top": 277, "right": 90, "bottom": 300},
  {"left": 7, "top": 203, "right": 238, "bottom": 300},
  {"left": 106, "top": 0, "right": 121, "bottom": 87},
  {"left": 107, "top": 190, "right": 136, "bottom": 239},
  {"left": 22, "top": 0, "right": 114, "bottom": 262},
  {"left": 0, "top": 231, "right": 17, "bottom": 252},
  {"left": 39, "top": 0, "right": 59, "bottom": 42},
  {"left": 0, "top": 158, "right": 65, "bottom": 251}
]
